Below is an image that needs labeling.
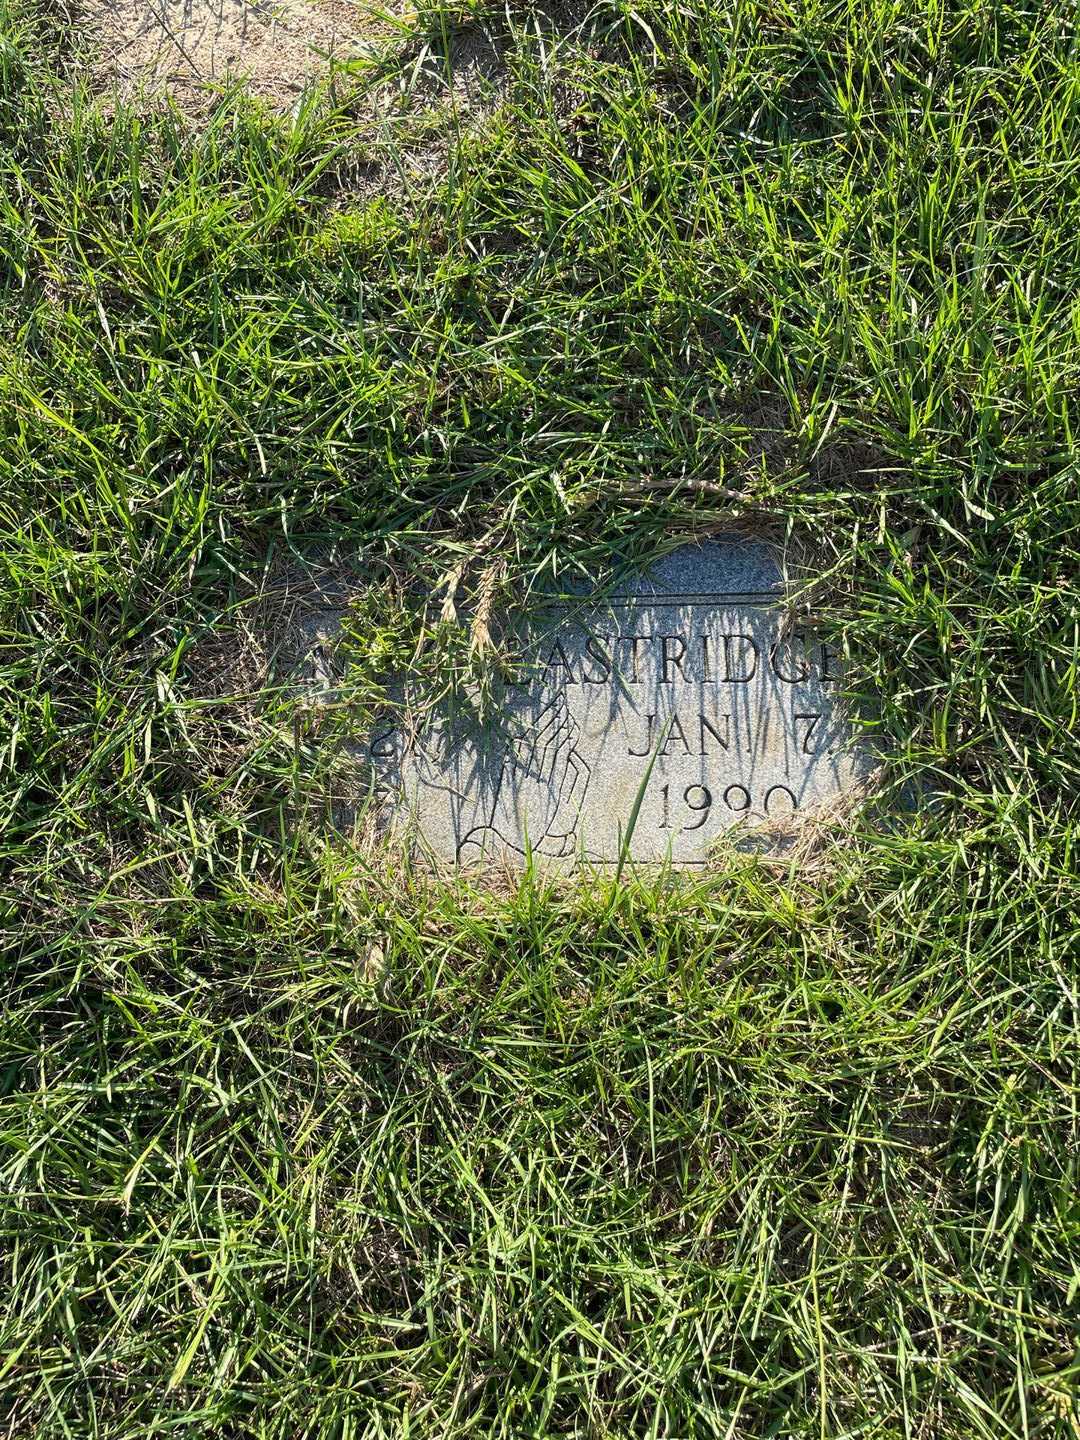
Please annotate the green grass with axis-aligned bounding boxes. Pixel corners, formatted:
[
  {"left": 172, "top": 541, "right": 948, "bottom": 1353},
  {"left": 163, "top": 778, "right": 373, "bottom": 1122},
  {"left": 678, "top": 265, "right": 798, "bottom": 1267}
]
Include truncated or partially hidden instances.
[{"left": 1, "top": 0, "right": 1078, "bottom": 1434}]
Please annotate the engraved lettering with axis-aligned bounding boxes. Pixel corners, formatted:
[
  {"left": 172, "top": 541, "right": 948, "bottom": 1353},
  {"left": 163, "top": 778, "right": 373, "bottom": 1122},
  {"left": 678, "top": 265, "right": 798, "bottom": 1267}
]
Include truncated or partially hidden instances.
[
  {"left": 698, "top": 711, "right": 731, "bottom": 753},
  {"left": 369, "top": 541, "right": 869, "bottom": 865},
  {"left": 622, "top": 635, "right": 653, "bottom": 684},
  {"left": 764, "top": 784, "right": 798, "bottom": 815},
  {"left": 794, "top": 713, "right": 822, "bottom": 755},
  {"left": 659, "top": 711, "right": 692, "bottom": 756},
  {"left": 660, "top": 634, "right": 687, "bottom": 683},
  {"left": 582, "top": 634, "right": 612, "bottom": 684},
  {"left": 683, "top": 784, "right": 712, "bottom": 829},
  {"left": 627, "top": 712, "right": 655, "bottom": 756},
  {"left": 543, "top": 637, "right": 577, "bottom": 686},
  {"left": 771, "top": 635, "right": 810, "bottom": 684},
  {"left": 722, "top": 634, "right": 759, "bottom": 683}
]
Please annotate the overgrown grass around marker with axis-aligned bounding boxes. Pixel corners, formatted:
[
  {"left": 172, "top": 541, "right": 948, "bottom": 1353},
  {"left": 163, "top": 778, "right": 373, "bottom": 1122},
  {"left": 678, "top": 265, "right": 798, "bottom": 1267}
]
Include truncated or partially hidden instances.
[{"left": 1, "top": 0, "right": 1078, "bottom": 1435}]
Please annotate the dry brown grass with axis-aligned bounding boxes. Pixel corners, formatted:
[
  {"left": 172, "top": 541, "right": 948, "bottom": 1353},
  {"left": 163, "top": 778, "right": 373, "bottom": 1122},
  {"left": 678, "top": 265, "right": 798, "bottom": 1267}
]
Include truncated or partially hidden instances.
[{"left": 82, "top": 0, "right": 398, "bottom": 109}]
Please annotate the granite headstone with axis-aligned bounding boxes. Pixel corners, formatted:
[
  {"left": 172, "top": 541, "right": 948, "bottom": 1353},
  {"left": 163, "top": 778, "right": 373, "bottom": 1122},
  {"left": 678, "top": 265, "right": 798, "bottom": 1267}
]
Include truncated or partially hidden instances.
[{"left": 346, "top": 538, "right": 873, "bottom": 867}]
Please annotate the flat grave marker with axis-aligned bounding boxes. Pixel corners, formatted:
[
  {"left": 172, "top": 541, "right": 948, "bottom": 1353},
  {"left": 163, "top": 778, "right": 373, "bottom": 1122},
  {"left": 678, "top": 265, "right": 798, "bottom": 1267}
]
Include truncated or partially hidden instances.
[{"left": 347, "top": 538, "right": 875, "bottom": 867}]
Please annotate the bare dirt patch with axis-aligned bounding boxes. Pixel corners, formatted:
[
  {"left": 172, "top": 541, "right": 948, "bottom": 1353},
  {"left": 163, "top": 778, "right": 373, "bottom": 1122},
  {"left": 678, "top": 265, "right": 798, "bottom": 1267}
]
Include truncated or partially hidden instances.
[{"left": 85, "top": 0, "right": 398, "bottom": 109}]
